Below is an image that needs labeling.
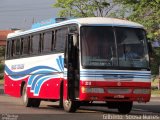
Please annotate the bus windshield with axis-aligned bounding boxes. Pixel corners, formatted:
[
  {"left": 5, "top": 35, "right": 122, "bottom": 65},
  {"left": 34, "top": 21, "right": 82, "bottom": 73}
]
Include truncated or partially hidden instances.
[{"left": 81, "top": 26, "right": 149, "bottom": 70}]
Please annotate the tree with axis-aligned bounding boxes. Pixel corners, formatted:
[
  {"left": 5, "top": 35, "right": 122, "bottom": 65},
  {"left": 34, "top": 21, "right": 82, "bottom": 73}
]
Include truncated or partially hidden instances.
[
  {"left": 53, "top": 0, "right": 119, "bottom": 17},
  {"left": 53, "top": 0, "right": 160, "bottom": 40},
  {"left": 0, "top": 46, "right": 5, "bottom": 63},
  {"left": 114, "top": 0, "right": 160, "bottom": 40}
]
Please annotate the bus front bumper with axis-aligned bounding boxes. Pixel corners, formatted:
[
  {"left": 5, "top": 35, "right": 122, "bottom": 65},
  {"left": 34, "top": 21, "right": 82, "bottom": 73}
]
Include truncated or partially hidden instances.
[{"left": 79, "top": 87, "right": 151, "bottom": 103}]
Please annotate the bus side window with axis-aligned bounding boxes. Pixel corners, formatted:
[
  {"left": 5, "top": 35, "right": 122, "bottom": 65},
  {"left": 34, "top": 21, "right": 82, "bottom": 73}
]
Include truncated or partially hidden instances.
[
  {"left": 6, "top": 41, "right": 11, "bottom": 59},
  {"left": 51, "top": 31, "right": 55, "bottom": 51},
  {"left": 21, "top": 37, "right": 30, "bottom": 56},
  {"left": 39, "top": 33, "right": 43, "bottom": 53},
  {"left": 15, "top": 39, "right": 20, "bottom": 56},
  {"left": 31, "top": 34, "right": 40, "bottom": 55},
  {"left": 55, "top": 28, "right": 68, "bottom": 52},
  {"left": 11, "top": 40, "right": 16, "bottom": 58},
  {"left": 43, "top": 31, "right": 53, "bottom": 53}
]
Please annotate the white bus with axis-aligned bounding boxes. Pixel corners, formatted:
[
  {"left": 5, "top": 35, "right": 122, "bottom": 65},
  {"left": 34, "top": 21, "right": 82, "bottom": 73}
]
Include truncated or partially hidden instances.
[{"left": 4, "top": 17, "right": 151, "bottom": 113}]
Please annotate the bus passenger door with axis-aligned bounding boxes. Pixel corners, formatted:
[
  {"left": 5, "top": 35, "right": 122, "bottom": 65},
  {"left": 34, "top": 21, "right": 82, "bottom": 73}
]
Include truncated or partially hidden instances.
[{"left": 65, "top": 33, "right": 79, "bottom": 100}]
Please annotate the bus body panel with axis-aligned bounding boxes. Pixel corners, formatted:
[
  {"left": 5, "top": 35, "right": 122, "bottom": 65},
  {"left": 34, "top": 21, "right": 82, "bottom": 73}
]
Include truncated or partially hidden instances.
[
  {"left": 63, "top": 79, "right": 68, "bottom": 100},
  {"left": 4, "top": 74, "right": 22, "bottom": 97},
  {"left": 4, "top": 54, "right": 64, "bottom": 99}
]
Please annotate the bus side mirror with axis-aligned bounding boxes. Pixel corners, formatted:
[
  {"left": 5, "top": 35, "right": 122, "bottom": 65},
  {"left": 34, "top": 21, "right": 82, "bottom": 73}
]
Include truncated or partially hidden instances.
[
  {"left": 64, "top": 33, "right": 78, "bottom": 68},
  {"left": 148, "top": 41, "right": 153, "bottom": 54},
  {"left": 64, "top": 33, "right": 74, "bottom": 68}
]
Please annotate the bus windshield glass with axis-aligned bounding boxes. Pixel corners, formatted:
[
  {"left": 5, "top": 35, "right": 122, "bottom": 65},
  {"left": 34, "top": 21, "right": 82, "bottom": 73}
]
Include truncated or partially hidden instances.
[{"left": 81, "top": 26, "right": 149, "bottom": 70}]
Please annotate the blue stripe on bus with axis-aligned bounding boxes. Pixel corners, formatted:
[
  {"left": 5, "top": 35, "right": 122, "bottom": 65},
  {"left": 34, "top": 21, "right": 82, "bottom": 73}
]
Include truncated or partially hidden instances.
[
  {"left": 34, "top": 75, "right": 58, "bottom": 95},
  {"left": 5, "top": 65, "right": 61, "bottom": 96},
  {"left": 5, "top": 65, "right": 59, "bottom": 79},
  {"left": 59, "top": 56, "right": 64, "bottom": 71},
  {"left": 31, "top": 75, "right": 45, "bottom": 91},
  {"left": 56, "top": 59, "right": 62, "bottom": 72},
  {"left": 34, "top": 76, "right": 50, "bottom": 94},
  {"left": 28, "top": 70, "right": 54, "bottom": 85}
]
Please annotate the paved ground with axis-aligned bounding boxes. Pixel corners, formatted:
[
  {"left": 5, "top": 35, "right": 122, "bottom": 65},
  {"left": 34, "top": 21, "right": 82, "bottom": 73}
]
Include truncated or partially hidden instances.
[
  {"left": 0, "top": 84, "right": 160, "bottom": 120},
  {"left": 0, "top": 94, "right": 160, "bottom": 120},
  {"left": 0, "top": 84, "right": 3, "bottom": 94}
]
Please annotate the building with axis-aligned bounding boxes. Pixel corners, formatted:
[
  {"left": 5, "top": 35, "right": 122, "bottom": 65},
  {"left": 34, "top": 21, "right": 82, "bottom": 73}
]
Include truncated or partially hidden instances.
[{"left": 0, "top": 30, "right": 15, "bottom": 46}]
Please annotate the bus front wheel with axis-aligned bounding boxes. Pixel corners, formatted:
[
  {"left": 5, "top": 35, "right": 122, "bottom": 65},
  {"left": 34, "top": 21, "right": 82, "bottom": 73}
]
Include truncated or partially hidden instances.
[
  {"left": 118, "top": 102, "right": 133, "bottom": 114},
  {"left": 63, "top": 99, "right": 78, "bottom": 112}
]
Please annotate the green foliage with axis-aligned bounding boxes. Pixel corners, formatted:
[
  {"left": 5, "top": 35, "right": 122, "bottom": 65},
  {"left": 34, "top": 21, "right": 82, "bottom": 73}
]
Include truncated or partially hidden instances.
[
  {"left": 0, "top": 64, "right": 4, "bottom": 72},
  {"left": 53, "top": 0, "right": 118, "bottom": 17},
  {"left": 0, "top": 64, "right": 4, "bottom": 79},
  {"left": 151, "top": 48, "right": 160, "bottom": 75},
  {"left": 114, "top": 0, "right": 160, "bottom": 40},
  {"left": 0, "top": 46, "right": 5, "bottom": 57},
  {"left": 0, "top": 46, "right": 5, "bottom": 79},
  {"left": 53, "top": 0, "right": 160, "bottom": 40}
]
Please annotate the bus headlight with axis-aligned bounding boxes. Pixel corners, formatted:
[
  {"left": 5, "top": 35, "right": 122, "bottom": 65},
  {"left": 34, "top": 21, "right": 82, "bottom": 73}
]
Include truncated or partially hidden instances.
[
  {"left": 133, "top": 89, "right": 151, "bottom": 94},
  {"left": 81, "top": 87, "right": 104, "bottom": 93}
]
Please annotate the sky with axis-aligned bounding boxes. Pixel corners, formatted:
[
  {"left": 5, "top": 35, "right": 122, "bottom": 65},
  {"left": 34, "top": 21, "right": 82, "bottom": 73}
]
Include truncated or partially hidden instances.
[{"left": 0, "top": 0, "right": 58, "bottom": 30}]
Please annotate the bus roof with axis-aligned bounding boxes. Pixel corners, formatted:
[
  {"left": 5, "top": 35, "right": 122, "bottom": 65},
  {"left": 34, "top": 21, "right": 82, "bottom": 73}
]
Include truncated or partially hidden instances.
[{"left": 7, "top": 17, "right": 144, "bottom": 39}]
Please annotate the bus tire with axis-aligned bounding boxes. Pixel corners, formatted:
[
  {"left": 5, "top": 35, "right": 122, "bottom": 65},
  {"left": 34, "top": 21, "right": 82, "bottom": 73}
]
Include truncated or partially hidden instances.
[
  {"left": 118, "top": 102, "right": 133, "bottom": 114},
  {"left": 63, "top": 99, "right": 77, "bottom": 112},
  {"left": 22, "top": 84, "right": 33, "bottom": 107},
  {"left": 107, "top": 101, "right": 118, "bottom": 109},
  {"left": 31, "top": 99, "right": 41, "bottom": 108}
]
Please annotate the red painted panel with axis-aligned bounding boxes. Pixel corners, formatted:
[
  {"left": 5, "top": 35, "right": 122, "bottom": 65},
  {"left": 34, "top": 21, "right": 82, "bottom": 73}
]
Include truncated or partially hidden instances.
[
  {"left": 79, "top": 80, "right": 151, "bottom": 102},
  {"left": 79, "top": 92, "right": 150, "bottom": 102},
  {"left": 63, "top": 79, "right": 68, "bottom": 100},
  {"left": 80, "top": 81, "right": 151, "bottom": 88},
  {"left": 4, "top": 74, "right": 22, "bottom": 97}
]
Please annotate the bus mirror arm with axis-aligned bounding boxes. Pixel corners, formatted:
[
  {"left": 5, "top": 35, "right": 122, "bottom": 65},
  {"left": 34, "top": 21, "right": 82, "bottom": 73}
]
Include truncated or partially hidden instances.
[
  {"left": 64, "top": 33, "right": 75, "bottom": 68},
  {"left": 66, "top": 33, "right": 77, "bottom": 100},
  {"left": 147, "top": 41, "right": 153, "bottom": 54},
  {"left": 64, "top": 59, "right": 67, "bottom": 68}
]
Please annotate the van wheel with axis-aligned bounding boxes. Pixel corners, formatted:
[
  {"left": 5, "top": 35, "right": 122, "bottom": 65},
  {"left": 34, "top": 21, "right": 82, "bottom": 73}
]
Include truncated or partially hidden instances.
[
  {"left": 22, "top": 84, "right": 33, "bottom": 107},
  {"left": 118, "top": 102, "right": 133, "bottom": 114},
  {"left": 63, "top": 99, "right": 77, "bottom": 112}
]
